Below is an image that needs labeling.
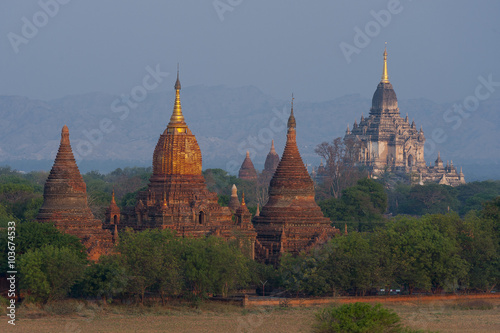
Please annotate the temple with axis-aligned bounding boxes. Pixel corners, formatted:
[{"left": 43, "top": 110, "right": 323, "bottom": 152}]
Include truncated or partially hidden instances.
[
  {"left": 238, "top": 141, "right": 279, "bottom": 185},
  {"left": 343, "top": 46, "right": 465, "bottom": 186},
  {"left": 37, "top": 125, "right": 114, "bottom": 260},
  {"left": 104, "top": 72, "right": 256, "bottom": 254},
  {"left": 260, "top": 140, "right": 280, "bottom": 184},
  {"left": 253, "top": 97, "right": 340, "bottom": 265},
  {"left": 238, "top": 151, "right": 258, "bottom": 181}
]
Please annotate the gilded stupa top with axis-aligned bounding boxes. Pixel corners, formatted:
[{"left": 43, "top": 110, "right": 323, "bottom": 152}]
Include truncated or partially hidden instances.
[
  {"left": 167, "top": 66, "right": 188, "bottom": 133},
  {"left": 370, "top": 44, "right": 399, "bottom": 116},
  {"left": 381, "top": 43, "right": 389, "bottom": 83}
]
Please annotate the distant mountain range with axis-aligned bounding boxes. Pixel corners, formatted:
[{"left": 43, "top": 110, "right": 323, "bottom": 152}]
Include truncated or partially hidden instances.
[{"left": 1, "top": 85, "right": 499, "bottom": 180}]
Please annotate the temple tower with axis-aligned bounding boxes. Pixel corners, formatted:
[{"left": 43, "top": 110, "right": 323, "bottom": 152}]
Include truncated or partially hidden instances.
[
  {"left": 344, "top": 45, "right": 426, "bottom": 174},
  {"left": 37, "top": 125, "right": 113, "bottom": 260},
  {"left": 253, "top": 97, "right": 339, "bottom": 264},
  {"left": 238, "top": 151, "right": 258, "bottom": 181},
  {"left": 108, "top": 71, "right": 256, "bottom": 244},
  {"left": 261, "top": 140, "right": 280, "bottom": 184},
  {"left": 228, "top": 184, "right": 240, "bottom": 213}
]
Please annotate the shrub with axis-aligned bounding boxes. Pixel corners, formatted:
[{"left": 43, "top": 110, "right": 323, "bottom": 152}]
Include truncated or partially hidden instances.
[{"left": 314, "top": 302, "right": 402, "bottom": 333}]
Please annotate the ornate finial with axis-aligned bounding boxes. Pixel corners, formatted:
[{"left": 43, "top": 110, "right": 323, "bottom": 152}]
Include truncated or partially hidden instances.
[
  {"left": 174, "top": 63, "right": 181, "bottom": 90},
  {"left": 241, "top": 191, "right": 246, "bottom": 206},
  {"left": 270, "top": 140, "right": 276, "bottom": 154},
  {"left": 111, "top": 189, "right": 116, "bottom": 204},
  {"left": 287, "top": 94, "right": 296, "bottom": 129},
  {"left": 246, "top": 150, "right": 250, "bottom": 158},
  {"left": 381, "top": 43, "right": 389, "bottom": 83},
  {"left": 61, "top": 125, "right": 70, "bottom": 145},
  {"left": 168, "top": 67, "right": 187, "bottom": 132}
]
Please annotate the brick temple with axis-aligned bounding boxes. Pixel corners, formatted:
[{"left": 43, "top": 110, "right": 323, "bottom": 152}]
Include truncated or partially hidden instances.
[
  {"left": 37, "top": 125, "right": 114, "bottom": 260},
  {"left": 253, "top": 98, "right": 339, "bottom": 264},
  {"left": 238, "top": 151, "right": 258, "bottom": 181},
  {"left": 104, "top": 71, "right": 256, "bottom": 256},
  {"left": 38, "top": 74, "right": 342, "bottom": 263}
]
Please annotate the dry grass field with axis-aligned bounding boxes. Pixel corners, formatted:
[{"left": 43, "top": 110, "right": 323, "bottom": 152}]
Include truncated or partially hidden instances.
[{"left": 1, "top": 296, "right": 499, "bottom": 333}]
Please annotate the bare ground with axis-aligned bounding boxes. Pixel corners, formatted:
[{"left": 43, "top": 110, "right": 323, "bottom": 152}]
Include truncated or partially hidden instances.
[{"left": 1, "top": 296, "right": 499, "bottom": 333}]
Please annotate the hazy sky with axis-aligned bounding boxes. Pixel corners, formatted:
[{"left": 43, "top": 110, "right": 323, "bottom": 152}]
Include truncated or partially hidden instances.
[{"left": 1, "top": 0, "right": 499, "bottom": 103}]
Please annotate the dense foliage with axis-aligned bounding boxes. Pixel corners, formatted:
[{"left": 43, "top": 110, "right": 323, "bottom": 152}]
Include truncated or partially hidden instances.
[
  {"left": 277, "top": 203, "right": 499, "bottom": 296},
  {"left": 387, "top": 181, "right": 500, "bottom": 216},
  {"left": 319, "top": 178, "right": 387, "bottom": 232}
]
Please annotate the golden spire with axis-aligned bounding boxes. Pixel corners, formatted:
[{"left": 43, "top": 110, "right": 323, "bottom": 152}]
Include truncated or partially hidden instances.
[
  {"left": 111, "top": 189, "right": 116, "bottom": 204},
  {"left": 381, "top": 42, "right": 389, "bottom": 83},
  {"left": 241, "top": 191, "right": 246, "bottom": 206},
  {"left": 167, "top": 64, "right": 187, "bottom": 133}
]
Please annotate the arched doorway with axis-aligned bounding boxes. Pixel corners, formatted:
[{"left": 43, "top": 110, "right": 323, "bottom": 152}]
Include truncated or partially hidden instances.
[
  {"left": 408, "top": 154, "right": 413, "bottom": 167},
  {"left": 198, "top": 211, "right": 205, "bottom": 224}
]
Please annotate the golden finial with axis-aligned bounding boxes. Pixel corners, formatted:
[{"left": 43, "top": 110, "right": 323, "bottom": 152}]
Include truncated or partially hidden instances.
[
  {"left": 111, "top": 189, "right": 116, "bottom": 204},
  {"left": 168, "top": 64, "right": 187, "bottom": 132},
  {"left": 241, "top": 191, "right": 246, "bottom": 206},
  {"left": 381, "top": 42, "right": 389, "bottom": 83}
]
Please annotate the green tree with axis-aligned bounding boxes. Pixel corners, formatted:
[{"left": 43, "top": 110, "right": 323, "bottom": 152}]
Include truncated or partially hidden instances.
[
  {"left": 319, "top": 178, "right": 387, "bottom": 232},
  {"left": 72, "top": 255, "right": 128, "bottom": 302},
  {"left": 180, "top": 236, "right": 251, "bottom": 298},
  {"left": 19, "top": 245, "right": 86, "bottom": 302},
  {"left": 118, "top": 228, "right": 181, "bottom": 304},
  {"left": 0, "top": 221, "right": 86, "bottom": 274},
  {"left": 385, "top": 215, "right": 468, "bottom": 294}
]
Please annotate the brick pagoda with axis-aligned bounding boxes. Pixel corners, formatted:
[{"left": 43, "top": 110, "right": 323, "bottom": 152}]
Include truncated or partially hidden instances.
[
  {"left": 37, "top": 125, "right": 114, "bottom": 260},
  {"left": 260, "top": 140, "right": 280, "bottom": 184},
  {"left": 105, "top": 72, "right": 256, "bottom": 253},
  {"left": 238, "top": 151, "right": 258, "bottom": 181},
  {"left": 253, "top": 97, "right": 339, "bottom": 264}
]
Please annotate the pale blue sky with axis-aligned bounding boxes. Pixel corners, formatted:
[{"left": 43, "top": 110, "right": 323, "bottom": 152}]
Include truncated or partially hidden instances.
[{"left": 1, "top": 0, "right": 499, "bottom": 103}]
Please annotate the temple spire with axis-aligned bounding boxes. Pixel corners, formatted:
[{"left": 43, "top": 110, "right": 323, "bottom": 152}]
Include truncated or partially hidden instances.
[
  {"left": 270, "top": 140, "right": 276, "bottom": 154},
  {"left": 287, "top": 94, "right": 296, "bottom": 129},
  {"left": 168, "top": 64, "right": 187, "bottom": 132},
  {"left": 381, "top": 43, "right": 389, "bottom": 83},
  {"left": 111, "top": 189, "right": 116, "bottom": 204},
  {"left": 61, "top": 125, "right": 70, "bottom": 145}
]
